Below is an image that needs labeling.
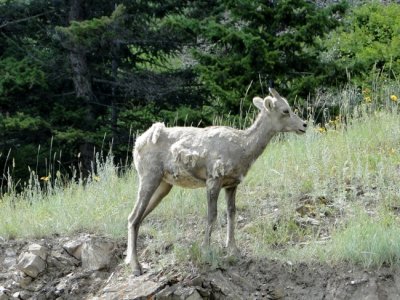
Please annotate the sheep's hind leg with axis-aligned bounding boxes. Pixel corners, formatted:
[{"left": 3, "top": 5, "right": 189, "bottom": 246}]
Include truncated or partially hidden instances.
[
  {"left": 225, "top": 186, "right": 240, "bottom": 256},
  {"left": 140, "top": 181, "right": 172, "bottom": 222},
  {"left": 202, "top": 178, "right": 221, "bottom": 250},
  {"left": 126, "top": 174, "right": 162, "bottom": 276}
]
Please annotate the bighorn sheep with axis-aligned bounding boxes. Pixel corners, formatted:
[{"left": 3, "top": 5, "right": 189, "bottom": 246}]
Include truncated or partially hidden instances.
[{"left": 126, "top": 88, "right": 307, "bottom": 275}]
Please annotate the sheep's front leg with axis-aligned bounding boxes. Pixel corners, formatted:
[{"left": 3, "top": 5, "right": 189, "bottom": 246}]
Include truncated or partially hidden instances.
[
  {"left": 126, "top": 175, "right": 162, "bottom": 276},
  {"left": 202, "top": 178, "right": 221, "bottom": 249},
  {"left": 225, "top": 186, "right": 240, "bottom": 255}
]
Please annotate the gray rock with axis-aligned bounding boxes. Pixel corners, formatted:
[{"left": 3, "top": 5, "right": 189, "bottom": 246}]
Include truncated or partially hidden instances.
[
  {"left": 11, "top": 290, "right": 31, "bottom": 300},
  {"left": 155, "top": 285, "right": 177, "bottom": 299},
  {"left": 4, "top": 248, "right": 16, "bottom": 257},
  {"left": 81, "top": 238, "right": 115, "bottom": 271},
  {"left": 49, "top": 250, "right": 80, "bottom": 268},
  {"left": 11, "top": 271, "right": 34, "bottom": 290},
  {"left": 99, "top": 273, "right": 168, "bottom": 300},
  {"left": 63, "top": 239, "right": 84, "bottom": 260},
  {"left": 2, "top": 257, "right": 16, "bottom": 270},
  {"left": 27, "top": 244, "right": 47, "bottom": 261},
  {"left": 15, "top": 253, "right": 46, "bottom": 278},
  {"left": 156, "top": 286, "right": 203, "bottom": 300},
  {"left": 0, "top": 292, "right": 9, "bottom": 300},
  {"left": 11, "top": 292, "right": 20, "bottom": 299},
  {"left": 0, "top": 287, "right": 11, "bottom": 300}
]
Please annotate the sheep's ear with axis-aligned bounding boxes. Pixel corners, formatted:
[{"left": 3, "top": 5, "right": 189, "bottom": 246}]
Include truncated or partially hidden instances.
[
  {"left": 253, "top": 96, "right": 265, "bottom": 110},
  {"left": 269, "top": 87, "right": 281, "bottom": 98},
  {"left": 264, "top": 96, "right": 276, "bottom": 110}
]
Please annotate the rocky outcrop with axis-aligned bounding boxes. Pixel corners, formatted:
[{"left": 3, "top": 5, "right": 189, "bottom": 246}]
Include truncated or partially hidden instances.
[
  {"left": 0, "top": 235, "right": 118, "bottom": 299},
  {"left": 16, "top": 252, "right": 46, "bottom": 278},
  {"left": 2, "top": 235, "right": 400, "bottom": 300},
  {"left": 81, "top": 237, "right": 116, "bottom": 271}
]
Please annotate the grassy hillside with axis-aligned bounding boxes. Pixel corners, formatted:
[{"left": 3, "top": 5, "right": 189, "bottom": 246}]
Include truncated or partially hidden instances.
[{"left": 1, "top": 86, "right": 399, "bottom": 269}]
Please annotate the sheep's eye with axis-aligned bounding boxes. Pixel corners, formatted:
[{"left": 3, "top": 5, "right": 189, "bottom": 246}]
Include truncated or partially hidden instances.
[{"left": 282, "top": 109, "right": 290, "bottom": 115}]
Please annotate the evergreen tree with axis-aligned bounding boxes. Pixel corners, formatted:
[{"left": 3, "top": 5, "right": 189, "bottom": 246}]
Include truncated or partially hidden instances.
[
  {"left": 179, "top": 0, "right": 347, "bottom": 113},
  {"left": 0, "top": 0, "right": 206, "bottom": 186}
]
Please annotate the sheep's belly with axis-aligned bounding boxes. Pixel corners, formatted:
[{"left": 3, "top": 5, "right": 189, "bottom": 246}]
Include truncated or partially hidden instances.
[{"left": 163, "top": 172, "right": 206, "bottom": 189}]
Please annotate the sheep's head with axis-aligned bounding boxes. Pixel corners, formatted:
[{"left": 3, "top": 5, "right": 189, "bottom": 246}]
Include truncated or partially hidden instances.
[{"left": 253, "top": 88, "right": 307, "bottom": 134}]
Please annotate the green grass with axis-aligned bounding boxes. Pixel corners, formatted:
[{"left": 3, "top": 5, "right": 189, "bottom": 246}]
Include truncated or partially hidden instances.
[
  {"left": 0, "top": 159, "right": 136, "bottom": 239},
  {"left": 0, "top": 84, "right": 400, "bottom": 269},
  {"left": 327, "top": 209, "right": 400, "bottom": 267},
  {"left": 241, "top": 108, "right": 400, "bottom": 265}
]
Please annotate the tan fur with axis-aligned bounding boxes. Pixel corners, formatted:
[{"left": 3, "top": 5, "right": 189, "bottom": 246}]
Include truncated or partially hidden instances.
[{"left": 126, "top": 88, "right": 307, "bottom": 275}]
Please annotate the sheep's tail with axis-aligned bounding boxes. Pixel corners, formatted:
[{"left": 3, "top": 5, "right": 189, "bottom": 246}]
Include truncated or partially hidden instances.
[{"left": 134, "top": 122, "right": 165, "bottom": 154}]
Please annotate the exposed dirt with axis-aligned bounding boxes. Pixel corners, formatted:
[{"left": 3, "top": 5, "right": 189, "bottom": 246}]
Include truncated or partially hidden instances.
[{"left": 1, "top": 235, "right": 400, "bottom": 300}]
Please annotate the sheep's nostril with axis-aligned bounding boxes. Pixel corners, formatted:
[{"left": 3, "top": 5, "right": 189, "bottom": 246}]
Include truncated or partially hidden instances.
[{"left": 303, "top": 123, "right": 307, "bottom": 128}]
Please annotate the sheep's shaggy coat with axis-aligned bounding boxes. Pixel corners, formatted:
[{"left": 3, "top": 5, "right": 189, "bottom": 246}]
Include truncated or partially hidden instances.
[{"left": 126, "top": 88, "right": 307, "bottom": 275}]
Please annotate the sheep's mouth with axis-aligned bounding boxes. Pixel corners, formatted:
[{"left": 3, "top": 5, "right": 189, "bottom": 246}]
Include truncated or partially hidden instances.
[{"left": 296, "top": 129, "right": 306, "bottom": 134}]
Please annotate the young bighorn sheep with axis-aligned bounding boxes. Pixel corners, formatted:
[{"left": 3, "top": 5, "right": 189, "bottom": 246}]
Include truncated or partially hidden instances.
[{"left": 126, "top": 88, "right": 307, "bottom": 275}]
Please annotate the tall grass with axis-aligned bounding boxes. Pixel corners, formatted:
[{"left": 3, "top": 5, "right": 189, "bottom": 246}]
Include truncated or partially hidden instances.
[
  {"left": 0, "top": 82, "right": 399, "bottom": 269},
  {"left": 0, "top": 155, "right": 136, "bottom": 239}
]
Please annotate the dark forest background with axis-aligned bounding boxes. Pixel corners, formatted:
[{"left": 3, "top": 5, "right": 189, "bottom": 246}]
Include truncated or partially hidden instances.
[{"left": 1, "top": 0, "right": 399, "bottom": 187}]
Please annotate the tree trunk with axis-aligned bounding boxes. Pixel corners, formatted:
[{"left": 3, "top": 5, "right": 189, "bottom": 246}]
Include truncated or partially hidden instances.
[
  {"left": 111, "top": 44, "right": 119, "bottom": 143},
  {"left": 68, "top": 0, "right": 95, "bottom": 175},
  {"left": 68, "top": 0, "right": 94, "bottom": 109}
]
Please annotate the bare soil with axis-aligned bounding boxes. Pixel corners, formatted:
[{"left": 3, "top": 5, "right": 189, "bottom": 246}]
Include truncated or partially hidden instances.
[{"left": 1, "top": 235, "right": 400, "bottom": 299}]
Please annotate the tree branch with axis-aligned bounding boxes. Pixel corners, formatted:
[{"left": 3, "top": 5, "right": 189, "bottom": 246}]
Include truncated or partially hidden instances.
[{"left": 0, "top": 10, "right": 55, "bottom": 29}]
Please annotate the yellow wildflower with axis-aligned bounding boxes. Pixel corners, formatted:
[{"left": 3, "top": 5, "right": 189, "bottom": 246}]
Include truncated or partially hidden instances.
[
  {"left": 364, "top": 96, "right": 372, "bottom": 103},
  {"left": 390, "top": 95, "right": 398, "bottom": 102},
  {"left": 362, "top": 88, "right": 370, "bottom": 94},
  {"left": 40, "top": 176, "right": 50, "bottom": 182},
  {"left": 93, "top": 176, "right": 101, "bottom": 182},
  {"left": 316, "top": 127, "right": 326, "bottom": 133}
]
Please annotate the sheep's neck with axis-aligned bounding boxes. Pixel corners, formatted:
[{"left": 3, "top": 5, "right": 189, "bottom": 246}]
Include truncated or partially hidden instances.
[{"left": 243, "top": 112, "right": 276, "bottom": 161}]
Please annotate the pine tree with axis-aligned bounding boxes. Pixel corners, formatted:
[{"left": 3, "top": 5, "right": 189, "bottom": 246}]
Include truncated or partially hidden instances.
[
  {"left": 0, "top": 0, "right": 206, "bottom": 184},
  {"left": 181, "top": 0, "right": 347, "bottom": 113}
]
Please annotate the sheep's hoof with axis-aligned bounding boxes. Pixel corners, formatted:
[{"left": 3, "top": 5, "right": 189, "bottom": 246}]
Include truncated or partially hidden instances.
[
  {"left": 132, "top": 268, "right": 142, "bottom": 276},
  {"left": 131, "top": 264, "right": 143, "bottom": 276},
  {"left": 125, "top": 257, "right": 143, "bottom": 276}
]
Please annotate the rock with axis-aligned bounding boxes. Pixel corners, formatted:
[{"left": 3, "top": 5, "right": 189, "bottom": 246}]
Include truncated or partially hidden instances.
[
  {"left": 2, "top": 257, "right": 17, "bottom": 270},
  {"left": 11, "top": 290, "right": 31, "bottom": 300},
  {"left": 183, "top": 289, "right": 203, "bottom": 300},
  {"left": 5, "top": 248, "right": 16, "bottom": 257},
  {"left": 99, "top": 273, "right": 168, "bottom": 300},
  {"left": 186, "top": 276, "right": 204, "bottom": 287},
  {"left": 0, "top": 292, "right": 9, "bottom": 300},
  {"left": 0, "top": 287, "right": 11, "bottom": 300},
  {"left": 55, "top": 278, "right": 68, "bottom": 295},
  {"left": 81, "top": 238, "right": 115, "bottom": 271},
  {"left": 63, "top": 239, "right": 84, "bottom": 260},
  {"left": 156, "top": 286, "right": 203, "bottom": 300},
  {"left": 13, "top": 273, "right": 32, "bottom": 289},
  {"left": 15, "top": 253, "right": 46, "bottom": 278},
  {"left": 155, "top": 285, "right": 177, "bottom": 299},
  {"left": 48, "top": 250, "right": 80, "bottom": 268},
  {"left": 27, "top": 244, "right": 47, "bottom": 261}
]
